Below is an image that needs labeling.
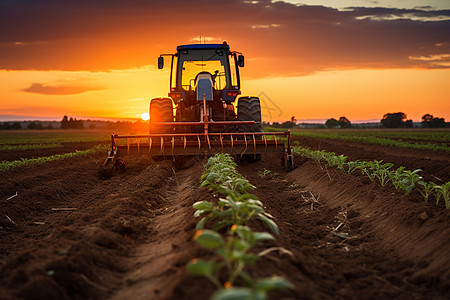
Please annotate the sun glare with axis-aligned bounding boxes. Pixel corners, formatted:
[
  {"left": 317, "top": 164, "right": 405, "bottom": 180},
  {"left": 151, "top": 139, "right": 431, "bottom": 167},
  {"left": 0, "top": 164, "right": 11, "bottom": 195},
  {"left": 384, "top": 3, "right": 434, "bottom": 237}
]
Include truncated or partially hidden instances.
[{"left": 141, "top": 112, "right": 150, "bottom": 121}]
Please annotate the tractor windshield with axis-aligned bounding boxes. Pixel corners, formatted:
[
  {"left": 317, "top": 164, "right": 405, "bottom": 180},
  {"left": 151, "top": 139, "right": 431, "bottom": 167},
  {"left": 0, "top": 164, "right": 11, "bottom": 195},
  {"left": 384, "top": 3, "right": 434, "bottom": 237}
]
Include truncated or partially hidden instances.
[{"left": 177, "top": 49, "right": 230, "bottom": 91}]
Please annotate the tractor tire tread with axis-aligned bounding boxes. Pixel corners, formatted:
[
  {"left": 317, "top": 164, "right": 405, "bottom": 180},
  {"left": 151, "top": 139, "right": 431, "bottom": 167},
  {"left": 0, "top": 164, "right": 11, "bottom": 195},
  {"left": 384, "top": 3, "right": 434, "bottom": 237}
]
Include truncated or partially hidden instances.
[{"left": 150, "top": 97, "right": 174, "bottom": 134}]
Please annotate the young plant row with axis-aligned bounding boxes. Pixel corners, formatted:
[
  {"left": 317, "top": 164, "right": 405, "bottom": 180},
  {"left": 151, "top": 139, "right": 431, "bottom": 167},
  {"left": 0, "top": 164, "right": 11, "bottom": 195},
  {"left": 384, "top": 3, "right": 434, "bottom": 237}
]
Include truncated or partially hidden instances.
[
  {"left": 0, "top": 143, "right": 62, "bottom": 151},
  {"left": 344, "top": 131, "right": 450, "bottom": 143},
  {"left": 293, "top": 146, "right": 450, "bottom": 209},
  {"left": 0, "top": 133, "right": 109, "bottom": 145},
  {"left": 188, "top": 153, "right": 293, "bottom": 300},
  {"left": 265, "top": 128, "right": 449, "bottom": 152},
  {"left": 0, "top": 144, "right": 108, "bottom": 172}
]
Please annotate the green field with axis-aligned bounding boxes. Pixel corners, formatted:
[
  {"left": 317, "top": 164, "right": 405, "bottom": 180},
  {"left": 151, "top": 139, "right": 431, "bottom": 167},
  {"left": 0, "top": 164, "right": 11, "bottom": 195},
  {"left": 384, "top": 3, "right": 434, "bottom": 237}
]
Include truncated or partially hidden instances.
[
  {"left": 0, "top": 129, "right": 111, "bottom": 145},
  {"left": 264, "top": 127, "right": 450, "bottom": 152},
  {"left": 0, "top": 130, "right": 112, "bottom": 171}
]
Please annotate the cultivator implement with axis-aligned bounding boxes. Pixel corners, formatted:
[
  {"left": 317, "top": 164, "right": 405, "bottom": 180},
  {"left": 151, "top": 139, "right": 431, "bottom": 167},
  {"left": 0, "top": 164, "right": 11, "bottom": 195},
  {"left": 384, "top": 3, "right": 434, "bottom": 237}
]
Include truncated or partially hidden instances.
[{"left": 103, "top": 119, "right": 293, "bottom": 169}]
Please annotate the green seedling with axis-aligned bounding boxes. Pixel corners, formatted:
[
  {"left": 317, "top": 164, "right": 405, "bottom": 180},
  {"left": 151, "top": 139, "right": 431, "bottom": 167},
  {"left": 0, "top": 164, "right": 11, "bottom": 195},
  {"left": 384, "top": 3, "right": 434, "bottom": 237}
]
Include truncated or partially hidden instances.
[
  {"left": 393, "top": 169, "right": 424, "bottom": 194},
  {"left": 433, "top": 182, "right": 450, "bottom": 209},
  {"left": 258, "top": 168, "right": 279, "bottom": 179},
  {"left": 418, "top": 181, "right": 436, "bottom": 203}
]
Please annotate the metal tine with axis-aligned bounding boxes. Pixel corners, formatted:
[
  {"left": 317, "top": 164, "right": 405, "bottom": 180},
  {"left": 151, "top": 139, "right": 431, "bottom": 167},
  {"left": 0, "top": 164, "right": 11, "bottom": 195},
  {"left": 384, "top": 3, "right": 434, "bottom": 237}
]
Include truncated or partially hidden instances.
[
  {"left": 137, "top": 138, "right": 140, "bottom": 154},
  {"left": 160, "top": 136, "right": 164, "bottom": 156},
  {"left": 127, "top": 138, "right": 130, "bottom": 155},
  {"left": 207, "top": 134, "right": 211, "bottom": 151},
  {"left": 149, "top": 137, "right": 152, "bottom": 154},
  {"left": 252, "top": 134, "right": 256, "bottom": 154},
  {"left": 230, "top": 134, "right": 234, "bottom": 153},
  {"left": 183, "top": 136, "right": 187, "bottom": 154},
  {"left": 197, "top": 135, "right": 201, "bottom": 154},
  {"left": 242, "top": 134, "right": 248, "bottom": 155},
  {"left": 220, "top": 134, "right": 223, "bottom": 150},
  {"left": 171, "top": 135, "right": 175, "bottom": 160},
  {"left": 263, "top": 134, "right": 267, "bottom": 152},
  {"left": 273, "top": 134, "right": 278, "bottom": 151}
]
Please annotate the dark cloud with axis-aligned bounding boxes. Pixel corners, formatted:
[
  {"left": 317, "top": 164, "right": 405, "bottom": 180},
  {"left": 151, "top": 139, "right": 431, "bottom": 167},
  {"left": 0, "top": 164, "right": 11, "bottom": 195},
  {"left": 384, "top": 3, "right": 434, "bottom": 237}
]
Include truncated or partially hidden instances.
[
  {"left": 22, "top": 83, "right": 103, "bottom": 95},
  {"left": 0, "top": 0, "right": 448, "bottom": 77}
]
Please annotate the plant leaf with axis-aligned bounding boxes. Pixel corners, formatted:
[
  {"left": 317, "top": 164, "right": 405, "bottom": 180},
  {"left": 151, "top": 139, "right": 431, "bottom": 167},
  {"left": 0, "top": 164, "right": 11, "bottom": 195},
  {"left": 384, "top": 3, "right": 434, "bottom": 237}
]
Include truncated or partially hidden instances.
[
  {"left": 186, "top": 259, "right": 214, "bottom": 276},
  {"left": 195, "top": 230, "right": 225, "bottom": 249},
  {"left": 257, "top": 214, "right": 279, "bottom": 235},
  {"left": 254, "top": 276, "right": 294, "bottom": 292},
  {"left": 211, "top": 288, "right": 253, "bottom": 300},
  {"left": 193, "top": 201, "right": 214, "bottom": 211}
]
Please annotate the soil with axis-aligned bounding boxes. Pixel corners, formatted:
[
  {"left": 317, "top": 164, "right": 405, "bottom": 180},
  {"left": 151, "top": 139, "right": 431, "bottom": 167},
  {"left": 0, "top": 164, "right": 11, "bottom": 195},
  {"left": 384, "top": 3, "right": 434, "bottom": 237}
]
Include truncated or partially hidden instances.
[{"left": 0, "top": 140, "right": 449, "bottom": 299}]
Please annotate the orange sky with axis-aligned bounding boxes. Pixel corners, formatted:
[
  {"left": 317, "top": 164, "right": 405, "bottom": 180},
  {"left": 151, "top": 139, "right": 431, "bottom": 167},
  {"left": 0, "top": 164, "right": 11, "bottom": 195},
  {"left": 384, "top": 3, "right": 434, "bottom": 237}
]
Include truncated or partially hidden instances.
[{"left": 0, "top": 0, "right": 449, "bottom": 123}]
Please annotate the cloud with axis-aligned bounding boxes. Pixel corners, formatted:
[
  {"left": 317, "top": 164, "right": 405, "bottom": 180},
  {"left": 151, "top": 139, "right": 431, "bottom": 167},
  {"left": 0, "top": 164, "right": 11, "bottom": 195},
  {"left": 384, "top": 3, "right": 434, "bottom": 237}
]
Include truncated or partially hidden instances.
[
  {"left": 22, "top": 83, "right": 103, "bottom": 95},
  {"left": 0, "top": 0, "right": 448, "bottom": 77},
  {"left": 347, "top": 6, "right": 450, "bottom": 21}
]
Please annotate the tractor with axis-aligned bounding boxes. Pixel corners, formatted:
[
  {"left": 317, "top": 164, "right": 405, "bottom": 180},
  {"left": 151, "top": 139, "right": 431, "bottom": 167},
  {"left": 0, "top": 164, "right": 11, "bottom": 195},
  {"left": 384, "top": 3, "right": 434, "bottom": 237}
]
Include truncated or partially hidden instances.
[{"left": 103, "top": 41, "right": 292, "bottom": 171}]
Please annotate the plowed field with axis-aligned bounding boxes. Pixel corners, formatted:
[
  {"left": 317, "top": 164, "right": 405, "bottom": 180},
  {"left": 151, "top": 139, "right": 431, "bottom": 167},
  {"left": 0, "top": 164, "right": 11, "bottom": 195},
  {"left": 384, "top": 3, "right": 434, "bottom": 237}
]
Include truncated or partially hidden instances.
[{"left": 0, "top": 131, "right": 449, "bottom": 299}]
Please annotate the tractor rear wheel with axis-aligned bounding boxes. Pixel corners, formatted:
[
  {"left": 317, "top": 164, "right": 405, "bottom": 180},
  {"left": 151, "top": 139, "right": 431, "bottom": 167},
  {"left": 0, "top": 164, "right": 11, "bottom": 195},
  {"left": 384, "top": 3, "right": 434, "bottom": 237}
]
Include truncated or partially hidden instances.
[
  {"left": 237, "top": 96, "right": 262, "bottom": 133},
  {"left": 237, "top": 96, "right": 262, "bottom": 162},
  {"left": 149, "top": 97, "right": 174, "bottom": 134}
]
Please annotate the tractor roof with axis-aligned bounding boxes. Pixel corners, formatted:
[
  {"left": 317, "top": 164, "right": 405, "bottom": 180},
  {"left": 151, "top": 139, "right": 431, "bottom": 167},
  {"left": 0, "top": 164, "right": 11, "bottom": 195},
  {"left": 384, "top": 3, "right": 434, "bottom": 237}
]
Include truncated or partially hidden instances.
[{"left": 177, "top": 43, "right": 230, "bottom": 51}]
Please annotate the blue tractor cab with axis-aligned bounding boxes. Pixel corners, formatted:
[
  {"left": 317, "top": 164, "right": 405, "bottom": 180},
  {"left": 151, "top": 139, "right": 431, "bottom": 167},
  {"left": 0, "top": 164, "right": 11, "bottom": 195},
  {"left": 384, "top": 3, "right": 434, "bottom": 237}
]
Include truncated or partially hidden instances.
[{"left": 159, "top": 42, "right": 244, "bottom": 104}]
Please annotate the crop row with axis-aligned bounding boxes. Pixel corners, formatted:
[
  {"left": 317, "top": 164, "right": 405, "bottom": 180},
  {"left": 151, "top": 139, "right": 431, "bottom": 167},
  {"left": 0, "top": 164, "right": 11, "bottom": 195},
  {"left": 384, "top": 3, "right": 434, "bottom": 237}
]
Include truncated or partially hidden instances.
[
  {"left": 0, "top": 132, "right": 110, "bottom": 145},
  {"left": 333, "top": 131, "right": 450, "bottom": 143},
  {"left": 293, "top": 146, "right": 450, "bottom": 209},
  {"left": 265, "top": 128, "right": 449, "bottom": 152},
  {"left": 0, "top": 145, "right": 108, "bottom": 172},
  {"left": 0, "top": 143, "right": 62, "bottom": 151},
  {"left": 188, "top": 153, "right": 292, "bottom": 300}
]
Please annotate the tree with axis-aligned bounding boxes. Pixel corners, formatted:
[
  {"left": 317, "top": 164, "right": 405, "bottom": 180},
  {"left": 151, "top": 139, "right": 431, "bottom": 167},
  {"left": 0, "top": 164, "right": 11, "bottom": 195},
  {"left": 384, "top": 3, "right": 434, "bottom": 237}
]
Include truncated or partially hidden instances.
[
  {"left": 431, "top": 118, "right": 446, "bottom": 128},
  {"left": 61, "top": 115, "right": 70, "bottom": 129},
  {"left": 61, "top": 115, "right": 84, "bottom": 129},
  {"left": 27, "top": 122, "right": 43, "bottom": 129},
  {"left": 421, "top": 114, "right": 433, "bottom": 126},
  {"left": 338, "top": 116, "right": 352, "bottom": 128},
  {"left": 325, "top": 118, "right": 339, "bottom": 128},
  {"left": 11, "top": 122, "right": 22, "bottom": 130},
  {"left": 74, "top": 118, "right": 84, "bottom": 129},
  {"left": 381, "top": 112, "right": 412, "bottom": 128},
  {"left": 422, "top": 114, "right": 446, "bottom": 128},
  {"left": 404, "top": 119, "right": 413, "bottom": 128}
]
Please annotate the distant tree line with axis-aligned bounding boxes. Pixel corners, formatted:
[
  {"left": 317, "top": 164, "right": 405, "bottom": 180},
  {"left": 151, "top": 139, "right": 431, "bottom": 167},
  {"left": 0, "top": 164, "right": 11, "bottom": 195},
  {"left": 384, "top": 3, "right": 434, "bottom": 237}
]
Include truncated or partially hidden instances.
[
  {"left": 27, "top": 122, "right": 53, "bottom": 130},
  {"left": 381, "top": 112, "right": 448, "bottom": 128},
  {"left": 0, "top": 122, "right": 54, "bottom": 130},
  {"left": 421, "top": 114, "right": 447, "bottom": 128},
  {"left": 381, "top": 112, "right": 413, "bottom": 128},
  {"left": 0, "top": 122, "right": 22, "bottom": 130},
  {"left": 61, "top": 115, "right": 84, "bottom": 129},
  {"left": 325, "top": 116, "right": 352, "bottom": 128},
  {"left": 266, "top": 112, "right": 448, "bottom": 129}
]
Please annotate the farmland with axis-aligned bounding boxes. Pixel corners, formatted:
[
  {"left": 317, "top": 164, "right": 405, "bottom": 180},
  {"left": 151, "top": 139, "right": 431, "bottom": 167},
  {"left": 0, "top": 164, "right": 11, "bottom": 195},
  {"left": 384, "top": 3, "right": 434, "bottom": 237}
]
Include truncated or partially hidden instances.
[{"left": 0, "top": 129, "right": 449, "bottom": 299}]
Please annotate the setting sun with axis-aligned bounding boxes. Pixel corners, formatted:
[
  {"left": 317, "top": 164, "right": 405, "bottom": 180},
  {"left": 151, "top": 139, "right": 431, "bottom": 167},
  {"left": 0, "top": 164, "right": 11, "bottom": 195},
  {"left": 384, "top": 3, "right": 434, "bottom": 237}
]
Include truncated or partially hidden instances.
[{"left": 141, "top": 112, "right": 150, "bottom": 121}]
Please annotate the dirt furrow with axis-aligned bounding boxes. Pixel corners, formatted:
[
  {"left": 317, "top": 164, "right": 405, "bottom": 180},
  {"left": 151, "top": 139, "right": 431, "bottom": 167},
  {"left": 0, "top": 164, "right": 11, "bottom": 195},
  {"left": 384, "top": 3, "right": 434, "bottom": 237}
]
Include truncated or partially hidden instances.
[
  {"left": 109, "top": 165, "right": 202, "bottom": 299},
  {"left": 0, "top": 155, "right": 176, "bottom": 299},
  {"left": 237, "top": 156, "right": 449, "bottom": 299}
]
